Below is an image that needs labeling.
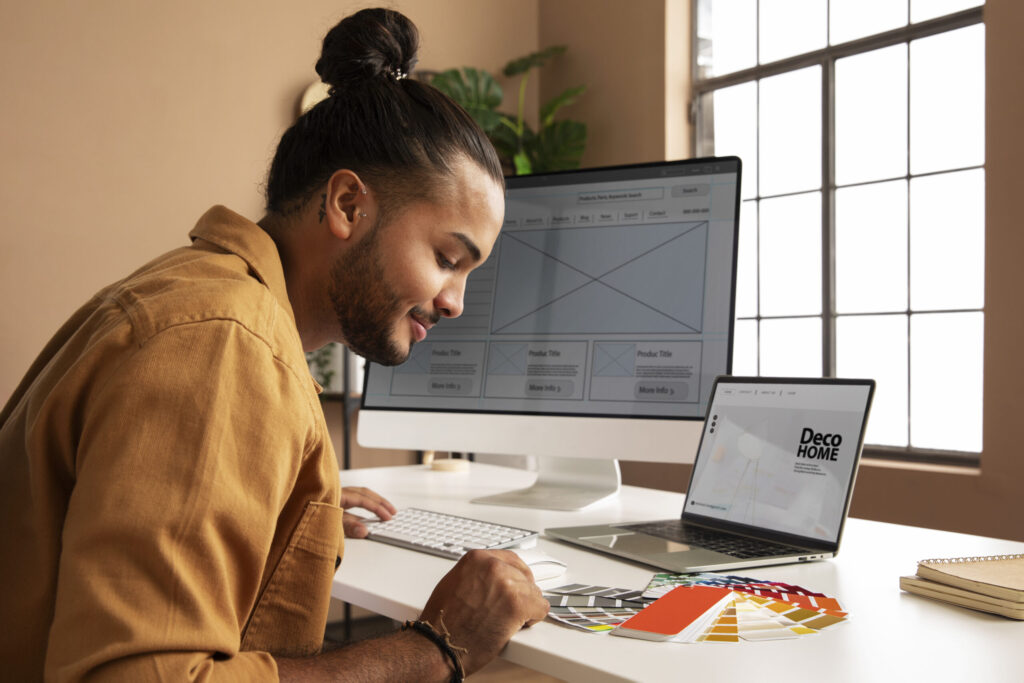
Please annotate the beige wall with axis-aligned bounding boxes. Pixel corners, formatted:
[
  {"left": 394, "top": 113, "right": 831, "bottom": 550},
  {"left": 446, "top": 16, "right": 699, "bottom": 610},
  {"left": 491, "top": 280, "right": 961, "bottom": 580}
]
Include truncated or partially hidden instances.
[
  {"left": 540, "top": 0, "right": 1024, "bottom": 542},
  {"left": 849, "top": 0, "right": 1024, "bottom": 542},
  {"left": 0, "top": 0, "right": 538, "bottom": 400},
  {"left": 538, "top": 0, "right": 690, "bottom": 167},
  {"left": 3, "top": 1, "right": 1021, "bottom": 542}
]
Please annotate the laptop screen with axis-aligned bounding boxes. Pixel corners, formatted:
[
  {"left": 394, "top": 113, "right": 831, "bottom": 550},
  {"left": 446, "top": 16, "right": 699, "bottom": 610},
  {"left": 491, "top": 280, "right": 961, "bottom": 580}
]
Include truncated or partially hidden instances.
[{"left": 684, "top": 378, "right": 874, "bottom": 545}]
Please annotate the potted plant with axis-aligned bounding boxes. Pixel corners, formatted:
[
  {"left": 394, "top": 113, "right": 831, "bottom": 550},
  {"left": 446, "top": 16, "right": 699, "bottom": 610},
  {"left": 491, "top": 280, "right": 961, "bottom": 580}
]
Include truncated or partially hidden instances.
[{"left": 430, "top": 46, "right": 587, "bottom": 175}]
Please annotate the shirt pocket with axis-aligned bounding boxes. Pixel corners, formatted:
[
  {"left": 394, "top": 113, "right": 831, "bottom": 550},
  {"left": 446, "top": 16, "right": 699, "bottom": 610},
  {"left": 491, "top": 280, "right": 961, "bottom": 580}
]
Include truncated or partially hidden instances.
[{"left": 240, "top": 501, "right": 344, "bottom": 657}]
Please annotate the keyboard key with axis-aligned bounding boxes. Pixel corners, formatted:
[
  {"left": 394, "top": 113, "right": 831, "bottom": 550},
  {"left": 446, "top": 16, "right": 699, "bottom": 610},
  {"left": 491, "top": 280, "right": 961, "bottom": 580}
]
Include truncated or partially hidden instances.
[{"left": 365, "top": 508, "right": 539, "bottom": 560}]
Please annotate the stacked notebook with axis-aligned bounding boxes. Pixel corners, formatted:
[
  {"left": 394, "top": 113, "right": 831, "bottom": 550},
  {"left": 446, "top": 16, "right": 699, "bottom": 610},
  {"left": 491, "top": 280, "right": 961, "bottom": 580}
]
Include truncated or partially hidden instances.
[{"left": 900, "top": 554, "right": 1024, "bottom": 620}]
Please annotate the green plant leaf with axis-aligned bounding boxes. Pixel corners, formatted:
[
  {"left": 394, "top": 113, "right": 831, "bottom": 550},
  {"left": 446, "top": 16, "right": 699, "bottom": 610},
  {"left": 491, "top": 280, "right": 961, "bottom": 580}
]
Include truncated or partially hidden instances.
[
  {"left": 513, "top": 151, "right": 533, "bottom": 175},
  {"left": 436, "top": 46, "right": 586, "bottom": 174},
  {"left": 502, "top": 45, "right": 567, "bottom": 77},
  {"left": 527, "top": 120, "right": 587, "bottom": 173},
  {"left": 430, "top": 68, "right": 503, "bottom": 132},
  {"left": 489, "top": 120, "right": 520, "bottom": 164},
  {"left": 540, "top": 85, "right": 587, "bottom": 127}
]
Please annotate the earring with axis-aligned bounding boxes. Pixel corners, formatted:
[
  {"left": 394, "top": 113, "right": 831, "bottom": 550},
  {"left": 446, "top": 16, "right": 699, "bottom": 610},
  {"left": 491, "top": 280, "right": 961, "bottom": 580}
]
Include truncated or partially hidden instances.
[
  {"left": 359, "top": 211, "right": 368, "bottom": 218},
  {"left": 361, "top": 188, "right": 367, "bottom": 195}
]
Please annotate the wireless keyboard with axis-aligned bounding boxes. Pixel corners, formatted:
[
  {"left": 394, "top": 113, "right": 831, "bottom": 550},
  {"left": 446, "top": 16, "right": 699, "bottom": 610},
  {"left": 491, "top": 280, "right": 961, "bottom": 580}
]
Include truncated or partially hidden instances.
[{"left": 363, "top": 507, "right": 539, "bottom": 560}]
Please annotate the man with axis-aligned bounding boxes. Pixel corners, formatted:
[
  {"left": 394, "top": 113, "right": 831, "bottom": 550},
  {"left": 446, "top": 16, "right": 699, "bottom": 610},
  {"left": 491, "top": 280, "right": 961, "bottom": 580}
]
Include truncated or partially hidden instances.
[{"left": 0, "top": 8, "right": 549, "bottom": 681}]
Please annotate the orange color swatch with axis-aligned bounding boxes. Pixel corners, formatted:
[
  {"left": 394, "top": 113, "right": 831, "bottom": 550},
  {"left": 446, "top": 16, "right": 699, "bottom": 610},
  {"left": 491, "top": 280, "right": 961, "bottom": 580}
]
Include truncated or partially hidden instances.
[{"left": 614, "top": 586, "right": 734, "bottom": 639}]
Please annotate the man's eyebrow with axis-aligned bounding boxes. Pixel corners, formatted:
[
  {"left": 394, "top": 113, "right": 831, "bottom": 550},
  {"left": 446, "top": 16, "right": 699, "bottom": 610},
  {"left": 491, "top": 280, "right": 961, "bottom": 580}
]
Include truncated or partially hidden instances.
[{"left": 450, "top": 232, "right": 482, "bottom": 262}]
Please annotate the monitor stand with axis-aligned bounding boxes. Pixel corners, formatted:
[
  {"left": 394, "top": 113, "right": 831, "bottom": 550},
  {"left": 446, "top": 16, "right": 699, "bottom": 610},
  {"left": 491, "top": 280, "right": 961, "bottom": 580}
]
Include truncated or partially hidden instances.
[{"left": 470, "top": 456, "right": 621, "bottom": 511}]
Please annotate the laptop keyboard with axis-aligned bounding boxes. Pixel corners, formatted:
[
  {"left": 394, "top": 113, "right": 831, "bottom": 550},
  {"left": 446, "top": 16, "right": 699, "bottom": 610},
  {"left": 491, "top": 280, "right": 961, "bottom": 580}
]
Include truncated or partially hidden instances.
[
  {"left": 364, "top": 508, "right": 539, "bottom": 560},
  {"left": 619, "top": 519, "right": 798, "bottom": 559}
]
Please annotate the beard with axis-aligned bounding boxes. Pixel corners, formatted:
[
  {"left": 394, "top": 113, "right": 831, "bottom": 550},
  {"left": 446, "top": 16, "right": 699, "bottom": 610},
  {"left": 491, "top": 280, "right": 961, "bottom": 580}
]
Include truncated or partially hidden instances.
[{"left": 327, "top": 222, "right": 409, "bottom": 366}]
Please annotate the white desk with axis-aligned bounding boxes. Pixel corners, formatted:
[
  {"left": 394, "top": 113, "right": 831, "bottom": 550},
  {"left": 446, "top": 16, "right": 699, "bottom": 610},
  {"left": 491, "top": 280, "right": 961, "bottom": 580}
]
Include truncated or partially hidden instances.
[{"left": 332, "top": 463, "right": 1024, "bottom": 683}]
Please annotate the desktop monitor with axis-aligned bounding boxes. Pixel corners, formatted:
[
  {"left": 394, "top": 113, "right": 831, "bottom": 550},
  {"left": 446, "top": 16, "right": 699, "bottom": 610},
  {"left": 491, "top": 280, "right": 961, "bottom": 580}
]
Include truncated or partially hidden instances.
[{"left": 358, "top": 157, "right": 742, "bottom": 510}]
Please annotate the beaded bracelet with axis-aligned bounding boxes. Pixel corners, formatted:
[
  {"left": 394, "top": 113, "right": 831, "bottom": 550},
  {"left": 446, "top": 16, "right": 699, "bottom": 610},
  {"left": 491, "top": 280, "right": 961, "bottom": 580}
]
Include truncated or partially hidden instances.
[{"left": 402, "top": 612, "right": 467, "bottom": 683}]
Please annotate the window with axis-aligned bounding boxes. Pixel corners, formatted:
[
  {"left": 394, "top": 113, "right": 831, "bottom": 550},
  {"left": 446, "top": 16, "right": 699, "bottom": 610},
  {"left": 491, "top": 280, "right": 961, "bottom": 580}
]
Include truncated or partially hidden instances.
[{"left": 692, "top": 1, "right": 985, "bottom": 463}]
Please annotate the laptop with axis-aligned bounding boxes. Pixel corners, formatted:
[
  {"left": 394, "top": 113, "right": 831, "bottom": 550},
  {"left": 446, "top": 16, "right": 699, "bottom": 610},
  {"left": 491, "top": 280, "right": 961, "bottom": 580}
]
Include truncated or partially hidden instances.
[{"left": 546, "top": 376, "right": 875, "bottom": 573}]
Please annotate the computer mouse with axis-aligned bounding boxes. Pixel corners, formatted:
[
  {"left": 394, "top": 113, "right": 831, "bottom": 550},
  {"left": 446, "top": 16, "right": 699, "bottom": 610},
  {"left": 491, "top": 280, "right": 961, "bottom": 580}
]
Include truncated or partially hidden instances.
[{"left": 511, "top": 547, "right": 568, "bottom": 582}]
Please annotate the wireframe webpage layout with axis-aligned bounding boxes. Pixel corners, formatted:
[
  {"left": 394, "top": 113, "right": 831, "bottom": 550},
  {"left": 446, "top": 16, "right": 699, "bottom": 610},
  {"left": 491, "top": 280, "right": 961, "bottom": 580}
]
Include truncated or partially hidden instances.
[
  {"left": 362, "top": 159, "right": 740, "bottom": 419},
  {"left": 686, "top": 382, "right": 872, "bottom": 542}
]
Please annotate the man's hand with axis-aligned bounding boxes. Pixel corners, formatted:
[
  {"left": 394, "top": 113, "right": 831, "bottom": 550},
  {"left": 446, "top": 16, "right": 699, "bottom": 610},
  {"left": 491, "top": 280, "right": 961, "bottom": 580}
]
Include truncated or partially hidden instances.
[
  {"left": 338, "top": 486, "right": 396, "bottom": 538},
  {"left": 419, "top": 549, "right": 550, "bottom": 676},
  {"left": 277, "top": 546, "right": 548, "bottom": 681}
]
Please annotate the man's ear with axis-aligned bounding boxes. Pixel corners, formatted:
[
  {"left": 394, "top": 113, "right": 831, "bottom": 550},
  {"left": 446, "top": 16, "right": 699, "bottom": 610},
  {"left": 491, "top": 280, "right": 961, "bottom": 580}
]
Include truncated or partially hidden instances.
[{"left": 322, "top": 169, "right": 370, "bottom": 241}]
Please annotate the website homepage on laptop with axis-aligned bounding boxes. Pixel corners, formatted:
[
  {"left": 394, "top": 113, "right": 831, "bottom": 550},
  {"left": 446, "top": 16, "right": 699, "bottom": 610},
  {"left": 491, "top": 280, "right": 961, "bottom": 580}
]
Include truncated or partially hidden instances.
[{"left": 686, "top": 382, "right": 871, "bottom": 543}]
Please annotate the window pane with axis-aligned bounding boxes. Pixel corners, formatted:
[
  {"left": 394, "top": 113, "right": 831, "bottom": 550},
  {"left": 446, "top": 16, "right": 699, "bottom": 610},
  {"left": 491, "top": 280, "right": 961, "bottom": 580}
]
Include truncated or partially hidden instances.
[
  {"left": 760, "top": 67, "right": 821, "bottom": 196},
  {"left": 836, "top": 180, "right": 908, "bottom": 313},
  {"left": 836, "top": 315, "right": 909, "bottom": 447},
  {"left": 835, "top": 45, "right": 908, "bottom": 185},
  {"left": 911, "top": 0, "right": 983, "bottom": 23},
  {"left": 760, "top": 192, "right": 821, "bottom": 316},
  {"left": 831, "top": 0, "right": 908, "bottom": 44},
  {"left": 735, "top": 200, "right": 758, "bottom": 317},
  {"left": 732, "top": 319, "right": 758, "bottom": 376},
  {"left": 708, "top": 82, "right": 758, "bottom": 199},
  {"left": 910, "top": 169, "right": 984, "bottom": 311},
  {"left": 759, "top": 0, "right": 827, "bottom": 65},
  {"left": 697, "top": 0, "right": 757, "bottom": 77},
  {"left": 910, "top": 312, "right": 983, "bottom": 452},
  {"left": 760, "top": 317, "right": 822, "bottom": 377},
  {"left": 910, "top": 25, "right": 985, "bottom": 174}
]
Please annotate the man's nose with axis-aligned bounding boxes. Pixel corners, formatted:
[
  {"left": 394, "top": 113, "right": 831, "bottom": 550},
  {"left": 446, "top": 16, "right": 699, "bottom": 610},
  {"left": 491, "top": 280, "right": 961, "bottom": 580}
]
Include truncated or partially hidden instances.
[{"left": 435, "top": 280, "right": 465, "bottom": 318}]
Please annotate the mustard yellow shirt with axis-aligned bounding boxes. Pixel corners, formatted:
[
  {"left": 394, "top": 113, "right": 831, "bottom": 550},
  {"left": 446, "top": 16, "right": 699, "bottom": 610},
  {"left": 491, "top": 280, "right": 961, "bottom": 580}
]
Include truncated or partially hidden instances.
[{"left": 0, "top": 206, "right": 343, "bottom": 681}]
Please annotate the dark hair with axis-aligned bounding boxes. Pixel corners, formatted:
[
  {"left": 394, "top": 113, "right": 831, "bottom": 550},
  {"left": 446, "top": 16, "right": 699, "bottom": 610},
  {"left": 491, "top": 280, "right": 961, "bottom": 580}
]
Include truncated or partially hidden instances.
[{"left": 265, "top": 8, "right": 503, "bottom": 219}]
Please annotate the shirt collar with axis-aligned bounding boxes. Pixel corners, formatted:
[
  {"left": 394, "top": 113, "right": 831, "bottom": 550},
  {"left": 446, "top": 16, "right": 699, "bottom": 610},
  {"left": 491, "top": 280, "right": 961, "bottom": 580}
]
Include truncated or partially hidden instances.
[{"left": 188, "top": 205, "right": 296, "bottom": 327}]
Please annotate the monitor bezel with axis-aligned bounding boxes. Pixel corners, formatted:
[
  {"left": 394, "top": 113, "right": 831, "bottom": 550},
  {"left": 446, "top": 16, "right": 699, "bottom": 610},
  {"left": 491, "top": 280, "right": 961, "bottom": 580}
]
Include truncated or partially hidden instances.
[{"left": 359, "top": 155, "right": 742, "bottom": 424}]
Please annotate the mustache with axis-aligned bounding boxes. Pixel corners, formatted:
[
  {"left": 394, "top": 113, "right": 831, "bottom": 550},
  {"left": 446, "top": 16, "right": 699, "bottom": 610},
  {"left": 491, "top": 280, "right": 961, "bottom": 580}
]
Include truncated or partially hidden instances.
[{"left": 411, "top": 306, "right": 441, "bottom": 326}]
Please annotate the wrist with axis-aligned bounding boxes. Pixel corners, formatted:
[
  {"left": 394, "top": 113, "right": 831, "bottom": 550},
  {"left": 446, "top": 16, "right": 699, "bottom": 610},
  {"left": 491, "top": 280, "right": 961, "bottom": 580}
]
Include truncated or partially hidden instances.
[
  {"left": 395, "top": 627, "right": 456, "bottom": 682},
  {"left": 401, "top": 616, "right": 466, "bottom": 683}
]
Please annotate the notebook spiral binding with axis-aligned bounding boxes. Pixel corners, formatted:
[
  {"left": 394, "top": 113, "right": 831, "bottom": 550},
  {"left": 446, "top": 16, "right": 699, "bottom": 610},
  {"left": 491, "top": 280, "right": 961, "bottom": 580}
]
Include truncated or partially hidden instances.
[{"left": 919, "top": 553, "right": 1024, "bottom": 564}]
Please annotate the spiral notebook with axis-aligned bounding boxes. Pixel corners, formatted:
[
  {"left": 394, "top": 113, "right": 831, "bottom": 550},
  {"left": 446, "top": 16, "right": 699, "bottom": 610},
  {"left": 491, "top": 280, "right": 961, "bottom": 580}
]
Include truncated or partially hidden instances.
[{"left": 899, "top": 554, "right": 1024, "bottom": 619}]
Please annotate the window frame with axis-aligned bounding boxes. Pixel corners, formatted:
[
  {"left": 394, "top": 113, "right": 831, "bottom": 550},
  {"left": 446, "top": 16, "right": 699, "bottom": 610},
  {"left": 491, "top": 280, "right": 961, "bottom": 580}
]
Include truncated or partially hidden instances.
[{"left": 690, "top": 4, "right": 985, "bottom": 466}]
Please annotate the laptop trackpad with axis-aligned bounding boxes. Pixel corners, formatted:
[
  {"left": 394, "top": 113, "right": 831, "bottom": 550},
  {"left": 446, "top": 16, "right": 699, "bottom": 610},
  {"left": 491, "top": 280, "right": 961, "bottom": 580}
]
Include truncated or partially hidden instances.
[{"left": 580, "top": 532, "right": 693, "bottom": 554}]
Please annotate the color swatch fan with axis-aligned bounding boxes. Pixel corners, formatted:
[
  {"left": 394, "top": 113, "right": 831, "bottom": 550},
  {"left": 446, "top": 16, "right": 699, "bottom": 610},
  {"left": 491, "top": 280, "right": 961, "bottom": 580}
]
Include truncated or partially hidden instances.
[
  {"left": 542, "top": 583, "right": 651, "bottom": 632},
  {"left": 542, "top": 573, "right": 848, "bottom": 643}
]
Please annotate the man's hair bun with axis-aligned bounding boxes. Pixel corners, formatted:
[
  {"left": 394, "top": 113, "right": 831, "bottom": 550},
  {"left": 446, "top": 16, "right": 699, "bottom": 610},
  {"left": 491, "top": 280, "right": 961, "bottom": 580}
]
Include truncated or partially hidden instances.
[
  {"left": 315, "top": 8, "right": 419, "bottom": 90},
  {"left": 265, "top": 7, "right": 502, "bottom": 221}
]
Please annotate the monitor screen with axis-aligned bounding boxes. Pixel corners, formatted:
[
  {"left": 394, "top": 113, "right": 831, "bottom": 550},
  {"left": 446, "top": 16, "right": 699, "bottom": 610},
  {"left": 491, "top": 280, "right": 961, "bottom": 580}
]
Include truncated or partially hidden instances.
[
  {"left": 358, "top": 157, "right": 741, "bottom": 508},
  {"left": 363, "top": 157, "right": 740, "bottom": 419}
]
